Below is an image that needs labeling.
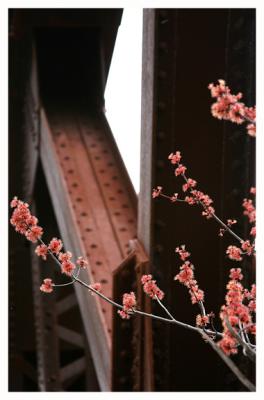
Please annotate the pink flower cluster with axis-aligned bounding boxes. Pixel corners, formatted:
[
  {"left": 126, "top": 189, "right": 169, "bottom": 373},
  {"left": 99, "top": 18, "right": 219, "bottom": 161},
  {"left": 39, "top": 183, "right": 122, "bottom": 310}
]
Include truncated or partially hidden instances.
[
  {"left": 218, "top": 268, "right": 255, "bottom": 355},
  {"left": 242, "top": 198, "right": 256, "bottom": 224},
  {"left": 186, "top": 190, "right": 215, "bottom": 219},
  {"left": 35, "top": 244, "right": 48, "bottom": 260},
  {"left": 89, "top": 282, "right": 102, "bottom": 295},
  {"left": 174, "top": 247, "right": 204, "bottom": 305},
  {"left": 175, "top": 245, "right": 190, "bottom": 261},
  {"left": 182, "top": 178, "right": 197, "bottom": 192},
  {"left": 226, "top": 240, "right": 254, "bottom": 261},
  {"left": 168, "top": 152, "right": 215, "bottom": 219},
  {"left": 58, "top": 250, "right": 75, "bottom": 275},
  {"left": 208, "top": 80, "right": 256, "bottom": 137},
  {"left": 241, "top": 240, "right": 254, "bottom": 255},
  {"left": 243, "top": 189, "right": 256, "bottom": 237},
  {"left": 10, "top": 197, "right": 92, "bottom": 289},
  {"left": 40, "top": 278, "right": 54, "bottom": 293},
  {"left": 141, "top": 274, "right": 164, "bottom": 300},
  {"left": 77, "top": 256, "right": 88, "bottom": 268},
  {"left": 10, "top": 197, "right": 43, "bottom": 242},
  {"left": 152, "top": 186, "right": 163, "bottom": 198},
  {"left": 196, "top": 314, "right": 209, "bottom": 327},
  {"left": 168, "top": 152, "right": 187, "bottom": 177},
  {"left": 118, "top": 292, "right": 137, "bottom": 319},
  {"left": 168, "top": 151, "right": 181, "bottom": 164},
  {"left": 175, "top": 164, "right": 187, "bottom": 176},
  {"left": 226, "top": 245, "right": 242, "bottom": 261}
]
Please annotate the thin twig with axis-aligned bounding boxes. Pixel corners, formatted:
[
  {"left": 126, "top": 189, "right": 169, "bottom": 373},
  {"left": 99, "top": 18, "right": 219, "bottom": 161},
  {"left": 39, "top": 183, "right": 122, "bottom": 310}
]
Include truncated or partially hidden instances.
[
  {"left": 200, "top": 331, "right": 255, "bottom": 392},
  {"left": 224, "top": 318, "right": 256, "bottom": 362},
  {"left": 74, "top": 277, "right": 222, "bottom": 338},
  {"left": 155, "top": 296, "right": 176, "bottom": 320},
  {"left": 181, "top": 172, "right": 244, "bottom": 243}
]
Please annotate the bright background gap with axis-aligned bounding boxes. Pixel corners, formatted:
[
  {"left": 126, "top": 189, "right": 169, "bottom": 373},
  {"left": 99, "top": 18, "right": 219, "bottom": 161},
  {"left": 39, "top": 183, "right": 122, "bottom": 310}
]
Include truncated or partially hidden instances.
[{"left": 104, "top": 8, "right": 143, "bottom": 194}]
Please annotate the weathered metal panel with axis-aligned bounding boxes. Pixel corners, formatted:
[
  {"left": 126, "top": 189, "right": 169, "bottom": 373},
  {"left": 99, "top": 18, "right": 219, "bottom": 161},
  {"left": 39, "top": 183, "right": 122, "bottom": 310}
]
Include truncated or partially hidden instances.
[
  {"left": 40, "top": 109, "right": 111, "bottom": 390},
  {"left": 112, "top": 240, "right": 154, "bottom": 391}
]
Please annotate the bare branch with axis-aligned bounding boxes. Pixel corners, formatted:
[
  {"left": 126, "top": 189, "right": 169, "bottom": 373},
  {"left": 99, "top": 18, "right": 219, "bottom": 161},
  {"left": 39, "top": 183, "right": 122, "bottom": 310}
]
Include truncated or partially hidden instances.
[{"left": 200, "top": 331, "right": 255, "bottom": 392}]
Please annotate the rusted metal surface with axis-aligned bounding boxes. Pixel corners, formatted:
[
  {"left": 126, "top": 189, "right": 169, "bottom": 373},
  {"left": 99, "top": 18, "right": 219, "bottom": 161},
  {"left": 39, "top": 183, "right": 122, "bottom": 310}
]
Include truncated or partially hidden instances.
[
  {"left": 112, "top": 239, "right": 154, "bottom": 391},
  {"left": 39, "top": 104, "right": 138, "bottom": 389},
  {"left": 23, "top": 43, "right": 40, "bottom": 202},
  {"left": 31, "top": 236, "right": 62, "bottom": 391},
  {"left": 140, "top": 9, "right": 256, "bottom": 391}
]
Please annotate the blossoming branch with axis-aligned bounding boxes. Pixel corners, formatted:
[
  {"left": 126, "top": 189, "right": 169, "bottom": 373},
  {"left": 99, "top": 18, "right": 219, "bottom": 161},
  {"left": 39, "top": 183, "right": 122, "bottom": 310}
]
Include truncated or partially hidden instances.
[
  {"left": 208, "top": 79, "right": 256, "bottom": 137},
  {"left": 10, "top": 80, "right": 256, "bottom": 391}
]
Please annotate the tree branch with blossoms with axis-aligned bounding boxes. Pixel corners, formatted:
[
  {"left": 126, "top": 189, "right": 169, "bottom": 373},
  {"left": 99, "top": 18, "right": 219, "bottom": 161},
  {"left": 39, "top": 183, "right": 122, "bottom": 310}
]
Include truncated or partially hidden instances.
[
  {"left": 10, "top": 80, "right": 256, "bottom": 391},
  {"left": 10, "top": 197, "right": 224, "bottom": 338}
]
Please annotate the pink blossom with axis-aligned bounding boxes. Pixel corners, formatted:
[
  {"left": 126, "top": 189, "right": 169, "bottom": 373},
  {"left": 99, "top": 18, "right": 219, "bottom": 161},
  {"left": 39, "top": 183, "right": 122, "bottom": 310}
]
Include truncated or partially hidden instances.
[
  {"left": 118, "top": 310, "right": 131, "bottom": 319},
  {"left": 25, "top": 226, "right": 43, "bottom": 242},
  {"left": 247, "top": 124, "right": 256, "bottom": 137},
  {"left": 185, "top": 196, "right": 196, "bottom": 205},
  {"left": 228, "top": 102, "right": 245, "bottom": 124},
  {"left": 182, "top": 178, "right": 197, "bottom": 192},
  {"left": 76, "top": 256, "right": 88, "bottom": 268},
  {"left": 236, "top": 304, "right": 251, "bottom": 324},
  {"left": 241, "top": 240, "right": 254, "bottom": 255},
  {"left": 170, "top": 193, "right": 178, "bottom": 202},
  {"left": 48, "top": 238, "right": 63, "bottom": 254},
  {"left": 190, "top": 190, "right": 215, "bottom": 218},
  {"left": 175, "top": 244, "right": 190, "bottom": 261},
  {"left": 40, "top": 278, "right": 53, "bottom": 293},
  {"left": 168, "top": 151, "right": 181, "bottom": 164},
  {"left": 228, "top": 315, "right": 239, "bottom": 326},
  {"left": 229, "top": 268, "right": 243, "bottom": 281},
  {"left": 208, "top": 80, "right": 256, "bottom": 137},
  {"left": 208, "top": 79, "right": 230, "bottom": 98},
  {"left": 250, "top": 226, "right": 256, "bottom": 237},
  {"left": 61, "top": 260, "right": 75, "bottom": 276},
  {"left": 248, "top": 300, "right": 256, "bottom": 313},
  {"left": 27, "top": 215, "right": 39, "bottom": 226},
  {"left": 227, "top": 219, "right": 237, "bottom": 226},
  {"left": 196, "top": 314, "right": 209, "bottom": 327},
  {"left": 122, "top": 292, "right": 136, "bottom": 311},
  {"left": 249, "top": 325, "right": 256, "bottom": 335},
  {"left": 219, "top": 228, "right": 225, "bottom": 237},
  {"left": 118, "top": 292, "right": 137, "bottom": 319},
  {"left": 10, "top": 201, "right": 33, "bottom": 235},
  {"left": 244, "top": 106, "right": 256, "bottom": 122},
  {"left": 226, "top": 245, "right": 242, "bottom": 261},
  {"left": 202, "top": 206, "right": 215, "bottom": 219},
  {"left": 218, "top": 333, "right": 238, "bottom": 356},
  {"left": 175, "top": 164, "right": 187, "bottom": 176},
  {"left": 58, "top": 251, "right": 72, "bottom": 263},
  {"left": 174, "top": 262, "right": 194, "bottom": 284},
  {"left": 190, "top": 286, "right": 204, "bottom": 304},
  {"left": 35, "top": 244, "right": 48, "bottom": 260},
  {"left": 141, "top": 274, "right": 152, "bottom": 284},
  {"left": 152, "top": 186, "right": 163, "bottom": 198},
  {"left": 242, "top": 198, "right": 256, "bottom": 223},
  {"left": 250, "top": 187, "right": 256, "bottom": 195},
  {"left": 175, "top": 253, "right": 205, "bottom": 305},
  {"left": 10, "top": 196, "right": 19, "bottom": 208},
  {"left": 142, "top": 278, "right": 164, "bottom": 300}
]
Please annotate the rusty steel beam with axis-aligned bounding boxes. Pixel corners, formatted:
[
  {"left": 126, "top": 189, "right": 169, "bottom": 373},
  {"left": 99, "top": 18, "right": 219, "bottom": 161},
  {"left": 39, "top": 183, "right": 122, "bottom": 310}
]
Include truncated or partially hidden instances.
[
  {"left": 112, "top": 240, "right": 154, "bottom": 391},
  {"left": 31, "top": 242, "right": 62, "bottom": 391},
  {"left": 39, "top": 104, "right": 138, "bottom": 390},
  {"left": 139, "top": 9, "right": 256, "bottom": 391}
]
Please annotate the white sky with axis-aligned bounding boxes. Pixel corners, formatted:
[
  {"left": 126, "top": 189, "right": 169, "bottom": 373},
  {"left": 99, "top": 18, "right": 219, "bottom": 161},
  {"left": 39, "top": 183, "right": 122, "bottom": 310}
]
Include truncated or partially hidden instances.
[{"left": 104, "top": 8, "right": 143, "bottom": 194}]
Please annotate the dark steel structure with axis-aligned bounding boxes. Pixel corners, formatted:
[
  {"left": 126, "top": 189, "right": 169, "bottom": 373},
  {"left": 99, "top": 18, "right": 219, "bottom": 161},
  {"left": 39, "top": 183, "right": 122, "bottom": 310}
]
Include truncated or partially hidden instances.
[{"left": 9, "top": 8, "right": 255, "bottom": 391}]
